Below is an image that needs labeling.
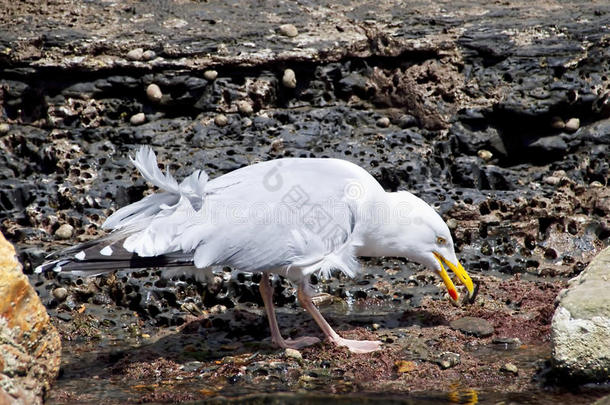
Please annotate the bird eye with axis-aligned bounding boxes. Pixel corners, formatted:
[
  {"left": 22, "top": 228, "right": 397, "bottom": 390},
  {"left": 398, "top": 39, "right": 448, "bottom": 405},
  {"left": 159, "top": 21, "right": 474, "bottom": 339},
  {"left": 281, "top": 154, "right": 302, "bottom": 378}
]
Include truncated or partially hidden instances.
[{"left": 436, "top": 236, "right": 446, "bottom": 245}]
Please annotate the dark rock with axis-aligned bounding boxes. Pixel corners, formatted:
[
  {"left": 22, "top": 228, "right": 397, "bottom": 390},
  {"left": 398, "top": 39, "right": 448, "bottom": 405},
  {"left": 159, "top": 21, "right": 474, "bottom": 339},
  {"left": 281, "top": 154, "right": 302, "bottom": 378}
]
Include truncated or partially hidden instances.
[
  {"left": 450, "top": 316, "right": 494, "bottom": 337},
  {"left": 528, "top": 136, "right": 568, "bottom": 154},
  {"left": 492, "top": 337, "right": 522, "bottom": 348},
  {"left": 337, "top": 72, "right": 369, "bottom": 97}
]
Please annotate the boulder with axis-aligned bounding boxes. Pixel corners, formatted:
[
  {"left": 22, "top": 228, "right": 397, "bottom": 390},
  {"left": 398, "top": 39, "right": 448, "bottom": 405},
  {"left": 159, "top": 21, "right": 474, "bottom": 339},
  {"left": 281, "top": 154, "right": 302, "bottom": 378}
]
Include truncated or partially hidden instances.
[
  {"left": 0, "top": 232, "right": 62, "bottom": 405},
  {"left": 551, "top": 246, "right": 610, "bottom": 382}
]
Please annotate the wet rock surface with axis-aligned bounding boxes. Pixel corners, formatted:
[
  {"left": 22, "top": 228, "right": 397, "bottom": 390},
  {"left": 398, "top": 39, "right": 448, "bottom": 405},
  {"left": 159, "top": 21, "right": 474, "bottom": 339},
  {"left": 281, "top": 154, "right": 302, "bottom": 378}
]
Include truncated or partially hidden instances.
[
  {"left": 449, "top": 316, "right": 494, "bottom": 338},
  {"left": 0, "top": 232, "right": 61, "bottom": 405},
  {"left": 1, "top": 0, "right": 610, "bottom": 403},
  {"left": 552, "top": 246, "right": 610, "bottom": 383}
]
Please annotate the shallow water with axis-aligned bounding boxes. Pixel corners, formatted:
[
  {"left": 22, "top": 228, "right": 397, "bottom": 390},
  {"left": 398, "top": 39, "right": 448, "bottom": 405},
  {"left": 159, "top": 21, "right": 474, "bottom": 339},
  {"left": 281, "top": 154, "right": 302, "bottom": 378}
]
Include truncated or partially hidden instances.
[{"left": 46, "top": 290, "right": 610, "bottom": 405}]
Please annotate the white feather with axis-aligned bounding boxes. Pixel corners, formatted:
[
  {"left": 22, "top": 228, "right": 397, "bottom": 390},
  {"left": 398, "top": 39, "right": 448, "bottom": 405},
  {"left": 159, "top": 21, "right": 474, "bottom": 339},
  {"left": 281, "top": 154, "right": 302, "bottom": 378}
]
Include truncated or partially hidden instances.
[{"left": 99, "top": 148, "right": 417, "bottom": 284}]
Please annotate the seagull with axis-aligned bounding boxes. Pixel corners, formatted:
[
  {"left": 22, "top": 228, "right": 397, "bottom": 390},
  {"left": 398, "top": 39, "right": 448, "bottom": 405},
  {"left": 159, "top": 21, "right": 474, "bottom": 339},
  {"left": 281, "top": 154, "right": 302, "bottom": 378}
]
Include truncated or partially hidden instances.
[{"left": 37, "top": 146, "right": 475, "bottom": 353}]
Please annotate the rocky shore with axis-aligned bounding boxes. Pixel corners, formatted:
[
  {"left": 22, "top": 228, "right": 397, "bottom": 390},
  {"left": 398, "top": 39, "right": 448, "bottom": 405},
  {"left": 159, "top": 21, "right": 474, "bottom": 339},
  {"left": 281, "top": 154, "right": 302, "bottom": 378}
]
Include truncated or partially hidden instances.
[{"left": 1, "top": 0, "right": 609, "bottom": 403}]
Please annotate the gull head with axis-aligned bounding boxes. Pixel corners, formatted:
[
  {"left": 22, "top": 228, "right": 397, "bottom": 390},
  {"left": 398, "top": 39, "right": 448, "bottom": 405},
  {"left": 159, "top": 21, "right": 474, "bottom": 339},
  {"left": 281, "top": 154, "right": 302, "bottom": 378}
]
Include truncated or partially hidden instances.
[{"left": 384, "top": 191, "right": 476, "bottom": 303}]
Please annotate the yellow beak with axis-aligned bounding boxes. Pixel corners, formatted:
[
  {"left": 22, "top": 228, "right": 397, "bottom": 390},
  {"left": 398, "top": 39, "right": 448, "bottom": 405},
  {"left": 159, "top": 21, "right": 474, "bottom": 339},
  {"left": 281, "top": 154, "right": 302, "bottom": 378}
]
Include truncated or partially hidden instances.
[{"left": 433, "top": 252, "right": 475, "bottom": 303}]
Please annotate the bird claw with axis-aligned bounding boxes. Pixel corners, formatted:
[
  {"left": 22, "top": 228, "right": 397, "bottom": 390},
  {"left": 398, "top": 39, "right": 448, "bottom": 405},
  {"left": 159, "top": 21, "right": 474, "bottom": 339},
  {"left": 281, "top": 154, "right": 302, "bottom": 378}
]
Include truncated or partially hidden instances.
[{"left": 335, "top": 338, "right": 383, "bottom": 354}]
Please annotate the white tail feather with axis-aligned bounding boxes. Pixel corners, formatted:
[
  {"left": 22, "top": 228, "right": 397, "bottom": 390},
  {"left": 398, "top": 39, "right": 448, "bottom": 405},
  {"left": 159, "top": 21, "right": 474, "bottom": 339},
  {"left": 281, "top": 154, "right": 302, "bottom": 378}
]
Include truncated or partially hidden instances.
[
  {"left": 130, "top": 146, "right": 180, "bottom": 193},
  {"left": 101, "top": 147, "right": 209, "bottom": 257}
]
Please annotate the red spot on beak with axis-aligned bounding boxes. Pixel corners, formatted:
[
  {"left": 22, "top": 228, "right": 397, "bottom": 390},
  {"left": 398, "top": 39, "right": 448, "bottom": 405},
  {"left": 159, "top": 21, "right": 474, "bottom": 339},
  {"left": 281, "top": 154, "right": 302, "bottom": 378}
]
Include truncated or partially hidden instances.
[{"left": 448, "top": 288, "right": 458, "bottom": 301}]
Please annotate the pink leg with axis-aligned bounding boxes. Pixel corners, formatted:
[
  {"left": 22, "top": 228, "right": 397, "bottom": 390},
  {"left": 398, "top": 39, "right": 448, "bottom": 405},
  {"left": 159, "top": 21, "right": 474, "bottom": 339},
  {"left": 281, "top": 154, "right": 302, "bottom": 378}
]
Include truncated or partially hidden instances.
[
  {"left": 297, "top": 283, "right": 382, "bottom": 354},
  {"left": 259, "top": 273, "right": 320, "bottom": 349}
]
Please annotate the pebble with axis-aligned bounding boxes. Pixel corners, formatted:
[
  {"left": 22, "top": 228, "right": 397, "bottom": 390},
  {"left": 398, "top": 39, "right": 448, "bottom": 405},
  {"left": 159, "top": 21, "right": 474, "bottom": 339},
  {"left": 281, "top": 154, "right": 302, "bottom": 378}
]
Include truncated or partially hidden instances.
[
  {"left": 550, "top": 116, "right": 565, "bottom": 130},
  {"left": 54, "top": 224, "right": 74, "bottom": 239},
  {"left": 141, "top": 50, "right": 156, "bottom": 61},
  {"left": 492, "top": 337, "right": 522, "bottom": 347},
  {"left": 126, "top": 48, "right": 144, "bottom": 61},
  {"left": 270, "top": 138, "right": 284, "bottom": 152},
  {"left": 278, "top": 24, "right": 298, "bottom": 37},
  {"left": 130, "top": 112, "right": 146, "bottom": 125},
  {"left": 236, "top": 100, "right": 253, "bottom": 116},
  {"left": 544, "top": 176, "right": 561, "bottom": 186},
  {"left": 146, "top": 84, "right": 162, "bottom": 103},
  {"left": 214, "top": 114, "right": 228, "bottom": 127},
  {"left": 0, "top": 122, "right": 9, "bottom": 134},
  {"left": 436, "top": 352, "right": 461, "bottom": 369},
  {"left": 564, "top": 117, "right": 580, "bottom": 133},
  {"left": 285, "top": 348, "right": 302, "bottom": 360},
  {"left": 56, "top": 313, "right": 72, "bottom": 322},
  {"left": 446, "top": 218, "right": 458, "bottom": 230},
  {"left": 477, "top": 149, "right": 493, "bottom": 161},
  {"left": 376, "top": 117, "right": 390, "bottom": 128},
  {"left": 204, "top": 70, "right": 218, "bottom": 81},
  {"left": 208, "top": 304, "right": 227, "bottom": 314},
  {"left": 500, "top": 362, "right": 519, "bottom": 374},
  {"left": 282, "top": 69, "right": 297, "bottom": 89},
  {"left": 449, "top": 316, "right": 494, "bottom": 337},
  {"left": 52, "top": 287, "right": 68, "bottom": 302},
  {"left": 590, "top": 181, "right": 603, "bottom": 188}
]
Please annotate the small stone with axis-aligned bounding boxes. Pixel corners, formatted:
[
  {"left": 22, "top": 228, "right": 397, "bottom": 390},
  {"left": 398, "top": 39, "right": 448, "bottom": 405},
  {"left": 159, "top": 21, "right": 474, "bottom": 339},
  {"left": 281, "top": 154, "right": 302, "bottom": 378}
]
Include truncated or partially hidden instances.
[
  {"left": 209, "top": 304, "right": 227, "bottom": 314},
  {"left": 56, "top": 313, "right": 72, "bottom": 322},
  {"left": 204, "top": 70, "right": 218, "bottom": 81},
  {"left": 242, "top": 118, "right": 253, "bottom": 127},
  {"left": 477, "top": 149, "right": 493, "bottom": 161},
  {"left": 285, "top": 348, "right": 302, "bottom": 360},
  {"left": 446, "top": 218, "right": 458, "bottom": 230},
  {"left": 500, "top": 362, "right": 519, "bottom": 374},
  {"left": 564, "top": 118, "right": 580, "bottom": 133},
  {"left": 126, "top": 48, "right": 144, "bottom": 61},
  {"left": 550, "top": 116, "right": 565, "bottom": 130},
  {"left": 436, "top": 352, "right": 461, "bottom": 369},
  {"left": 141, "top": 50, "right": 156, "bottom": 61},
  {"left": 371, "top": 323, "right": 381, "bottom": 331},
  {"left": 236, "top": 100, "right": 253, "bottom": 116},
  {"left": 54, "top": 224, "right": 74, "bottom": 239},
  {"left": 590, "top": 181, "right": 603, "bottom": 188},
  {"left": 146, "top": 84, "right": 162, "bottom": 103},
  {"left": 492, "top": 337, "right": 522, "bottom": 347},
  {"left": 214, "top": 114, "right": 228, "bottom": 127},
  {"left": 0, "top": 122, "right": 9, "bottom": 134},
  {"left": 449, "top": 316, "right": 494, "bottom": 337},
  {"left": 282, "top": 69, "right": 297, "bottom": 89},
  {"left": 270, "top": 138, "right": 284, "bottom": 152},
  {"left": 52, "top": 287, "right": 68, "bottom": 302},
  {"left": 130, "top": 112, "right": 146, "bottom": 125},
  {"left": 278, "top": 24, "right": 298, "bottom": 37},
  {"left": 529, "top": 135, "right": 568, "bottom": 152},
  {"left": 376, "top": 117, "right": 390, "bottom": 128},
  {"left": 544, "top": 176, "right": 561, "bottom": 186}
]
